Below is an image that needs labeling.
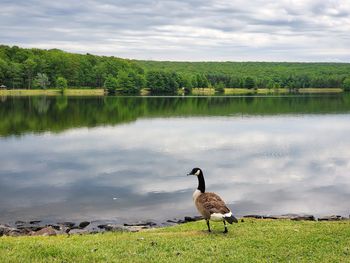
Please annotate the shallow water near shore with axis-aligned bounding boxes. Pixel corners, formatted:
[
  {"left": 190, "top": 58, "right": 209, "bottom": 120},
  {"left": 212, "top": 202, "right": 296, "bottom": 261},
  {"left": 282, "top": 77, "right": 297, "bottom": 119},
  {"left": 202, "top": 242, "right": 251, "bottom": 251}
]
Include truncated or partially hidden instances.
[{"left": 0, "top": 94, "right": 350, "bottom": 223}]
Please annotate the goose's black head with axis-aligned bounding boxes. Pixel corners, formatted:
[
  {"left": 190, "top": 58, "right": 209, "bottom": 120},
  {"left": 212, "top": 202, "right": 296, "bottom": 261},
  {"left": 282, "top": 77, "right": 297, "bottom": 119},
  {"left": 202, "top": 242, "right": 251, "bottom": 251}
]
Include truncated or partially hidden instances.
[{"left": 187, "top": 167, "right": 203, "bottom": 176}]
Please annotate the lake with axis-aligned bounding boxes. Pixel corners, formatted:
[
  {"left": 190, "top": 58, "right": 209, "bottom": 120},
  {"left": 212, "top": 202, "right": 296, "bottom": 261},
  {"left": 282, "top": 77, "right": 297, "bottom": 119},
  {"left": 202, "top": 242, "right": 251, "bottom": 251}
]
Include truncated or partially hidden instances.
[{"left": 0, "top": 94, "right": 350, "bottom": 224}]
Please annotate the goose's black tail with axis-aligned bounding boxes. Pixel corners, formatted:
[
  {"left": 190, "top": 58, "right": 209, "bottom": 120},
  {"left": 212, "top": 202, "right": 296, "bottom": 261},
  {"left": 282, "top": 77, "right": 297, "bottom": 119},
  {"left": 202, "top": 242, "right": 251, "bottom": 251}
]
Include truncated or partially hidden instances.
[{"left": 224, "top": 214, "right": 238, "bottom": 224}]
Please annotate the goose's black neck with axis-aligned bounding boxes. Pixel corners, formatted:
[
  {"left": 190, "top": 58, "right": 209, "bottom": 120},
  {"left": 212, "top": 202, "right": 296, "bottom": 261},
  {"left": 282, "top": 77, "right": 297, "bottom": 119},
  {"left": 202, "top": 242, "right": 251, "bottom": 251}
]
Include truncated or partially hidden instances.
[{"left": 197, "top": 173, "right": 205, "bottom": 193}]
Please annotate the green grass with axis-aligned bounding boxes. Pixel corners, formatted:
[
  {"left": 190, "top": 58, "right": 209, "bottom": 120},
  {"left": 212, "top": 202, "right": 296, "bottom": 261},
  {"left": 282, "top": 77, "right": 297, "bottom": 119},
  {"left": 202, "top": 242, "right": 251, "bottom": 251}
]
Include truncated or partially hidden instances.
[
  {"left": 190, "top": 88, "right": 343, "bottom": 95},
  {"left": 1, "top": 219, "right": 350, "bottom": 262},
  {"left": 298, "top": 88, "right": 343, "bottom": 93},
  {"left": 0, "top": 88, "right": 343, "bottom": 97},
  {"left": 191, "top": 88, "right": 216, "bottom": 95},
  {"left": 223, "top": 88, "right": 289, "bottom": 94}
]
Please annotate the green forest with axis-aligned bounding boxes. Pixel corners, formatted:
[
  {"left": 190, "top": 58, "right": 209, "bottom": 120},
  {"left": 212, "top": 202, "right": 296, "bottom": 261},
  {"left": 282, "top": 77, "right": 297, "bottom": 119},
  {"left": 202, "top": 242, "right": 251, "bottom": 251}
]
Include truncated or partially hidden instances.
[{"left": 1, "top": 45, "right": 350, "bottom": 94}]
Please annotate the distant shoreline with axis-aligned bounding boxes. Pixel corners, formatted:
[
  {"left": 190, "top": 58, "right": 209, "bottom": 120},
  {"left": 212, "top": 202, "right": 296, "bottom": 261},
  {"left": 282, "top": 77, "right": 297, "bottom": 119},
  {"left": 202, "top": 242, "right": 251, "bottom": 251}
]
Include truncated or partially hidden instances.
[
  {"left": 0, "top": 87, "right": 344, "bottom": 97},
  {"left": 0, "top": 89, "right": 105, "bottom": 96}
]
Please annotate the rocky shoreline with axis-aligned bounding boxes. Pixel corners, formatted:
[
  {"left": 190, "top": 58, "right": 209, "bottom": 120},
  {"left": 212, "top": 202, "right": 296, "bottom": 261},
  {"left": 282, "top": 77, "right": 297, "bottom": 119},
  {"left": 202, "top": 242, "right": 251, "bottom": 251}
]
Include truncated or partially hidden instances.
[{"left": 1, "top": 214, "right": 349, "bottom": 237}]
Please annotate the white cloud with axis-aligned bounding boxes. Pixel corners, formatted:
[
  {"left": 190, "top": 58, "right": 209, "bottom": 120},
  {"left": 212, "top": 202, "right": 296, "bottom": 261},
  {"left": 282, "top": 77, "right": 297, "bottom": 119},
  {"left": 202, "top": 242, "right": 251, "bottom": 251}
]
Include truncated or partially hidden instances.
[{"left": 1, "top": 0, "right": 350, "bottom": 61}]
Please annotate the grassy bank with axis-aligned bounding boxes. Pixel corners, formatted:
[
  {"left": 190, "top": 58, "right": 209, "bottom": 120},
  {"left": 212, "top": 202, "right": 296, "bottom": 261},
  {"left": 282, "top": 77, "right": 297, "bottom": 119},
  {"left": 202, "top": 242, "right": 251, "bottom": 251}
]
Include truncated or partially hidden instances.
[
  {"left": 0, "top": 89, "right": 105, "bottom": 96},
  {"left": 298, "top": 88, "right": 343, "bottom": 93},
  {"left": 0, "top": 89, "right": 61, "bottom": 96},
  {"left": 224, "top": 88, "right": 290, "bottom": 94},
  {"left": 0, "top": 88, "right": 344, "bottom": 97},
  {"left": 191, "top": 88, "right": 343, "bottom": 95},
  {"left": 1, "top": 219, "right": 350, "bottom": 262}
]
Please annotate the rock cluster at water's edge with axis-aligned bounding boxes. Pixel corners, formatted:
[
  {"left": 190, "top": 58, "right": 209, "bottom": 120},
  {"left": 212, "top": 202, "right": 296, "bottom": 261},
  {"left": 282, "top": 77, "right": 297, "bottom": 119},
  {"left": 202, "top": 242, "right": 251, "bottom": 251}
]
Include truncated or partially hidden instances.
[{"left": 1, "top": 214, "right": 349, "bottom": 237}]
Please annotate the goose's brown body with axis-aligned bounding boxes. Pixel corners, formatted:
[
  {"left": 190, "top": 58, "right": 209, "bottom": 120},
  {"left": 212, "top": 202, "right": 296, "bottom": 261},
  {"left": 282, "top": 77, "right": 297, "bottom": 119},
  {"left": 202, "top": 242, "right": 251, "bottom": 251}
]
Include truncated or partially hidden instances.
[{"left": 193, "top": 190, "right": 231, "bottom": 220}]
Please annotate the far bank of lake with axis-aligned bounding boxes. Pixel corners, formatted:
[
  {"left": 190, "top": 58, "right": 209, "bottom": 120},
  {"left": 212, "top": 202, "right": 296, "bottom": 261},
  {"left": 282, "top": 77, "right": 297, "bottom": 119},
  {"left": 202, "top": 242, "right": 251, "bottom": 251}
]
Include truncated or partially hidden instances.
[{"left": 0, "top": 87, "right": 344, "bottom": 96}]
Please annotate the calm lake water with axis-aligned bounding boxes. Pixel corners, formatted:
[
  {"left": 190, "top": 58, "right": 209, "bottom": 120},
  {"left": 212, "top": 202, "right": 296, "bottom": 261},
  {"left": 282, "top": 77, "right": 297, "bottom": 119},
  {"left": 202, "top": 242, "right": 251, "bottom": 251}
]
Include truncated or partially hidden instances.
[{"left": 0, "top": 94, "right": 350, "bottom": 223}]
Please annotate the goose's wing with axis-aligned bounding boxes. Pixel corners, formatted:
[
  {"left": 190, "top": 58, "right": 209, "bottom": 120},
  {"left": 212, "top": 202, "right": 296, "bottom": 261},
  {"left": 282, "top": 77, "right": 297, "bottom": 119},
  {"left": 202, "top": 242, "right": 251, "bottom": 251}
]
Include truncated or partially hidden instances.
[{"left": 198, "top": 192, "right": 230, "bottom": 214}]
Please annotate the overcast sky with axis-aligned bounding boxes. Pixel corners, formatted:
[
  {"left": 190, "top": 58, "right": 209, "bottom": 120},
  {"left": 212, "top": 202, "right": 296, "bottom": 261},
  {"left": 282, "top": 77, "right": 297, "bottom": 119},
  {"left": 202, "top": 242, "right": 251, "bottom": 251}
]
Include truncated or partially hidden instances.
[{"left": 1, "top": 0, "right": 350, "bottom": 61}]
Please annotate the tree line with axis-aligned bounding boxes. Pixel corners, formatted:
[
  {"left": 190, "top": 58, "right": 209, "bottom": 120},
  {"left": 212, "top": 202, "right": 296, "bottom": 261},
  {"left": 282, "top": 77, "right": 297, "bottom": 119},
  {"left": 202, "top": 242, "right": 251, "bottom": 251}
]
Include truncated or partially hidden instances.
[{"left": 1, "top": 45, "right": 350, "bottom": 94}]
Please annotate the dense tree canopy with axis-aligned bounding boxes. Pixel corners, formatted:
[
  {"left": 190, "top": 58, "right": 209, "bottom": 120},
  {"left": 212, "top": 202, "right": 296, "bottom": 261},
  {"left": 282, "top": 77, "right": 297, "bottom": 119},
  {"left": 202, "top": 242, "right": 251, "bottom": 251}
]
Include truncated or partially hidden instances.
[
  {"left": 56, "top": 76, "right": 68, "bottom": 91},
  {"left": 34, "top": 73, "right": 50, "bottom": 89},
  {"left": 0, "top": 45, "right": 350, "bottom": 95},
  {"left": 137, "top": 60, "right": 350, "bottom": 91}
]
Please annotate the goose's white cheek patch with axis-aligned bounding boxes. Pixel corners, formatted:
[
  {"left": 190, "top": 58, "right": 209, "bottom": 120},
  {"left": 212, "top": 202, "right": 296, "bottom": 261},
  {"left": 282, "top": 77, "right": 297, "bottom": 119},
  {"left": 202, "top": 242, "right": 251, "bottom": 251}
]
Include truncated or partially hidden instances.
[{"left": 224, "top": 212, "right": 232, "bottom": 217}]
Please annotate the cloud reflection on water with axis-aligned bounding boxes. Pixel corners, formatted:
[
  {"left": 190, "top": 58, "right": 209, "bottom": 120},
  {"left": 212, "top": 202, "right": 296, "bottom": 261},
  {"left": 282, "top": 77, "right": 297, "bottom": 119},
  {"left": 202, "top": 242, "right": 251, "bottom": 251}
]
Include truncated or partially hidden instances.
[{"left": 0, "top": 115, "right": 350, "bottom": 222}]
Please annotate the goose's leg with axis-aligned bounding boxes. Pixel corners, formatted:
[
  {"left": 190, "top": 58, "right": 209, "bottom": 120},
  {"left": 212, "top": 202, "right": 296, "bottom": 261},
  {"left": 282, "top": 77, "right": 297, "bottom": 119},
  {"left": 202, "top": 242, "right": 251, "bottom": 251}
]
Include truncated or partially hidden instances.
[
  {"left": 223, "top": 220, "right": 228, "bottom": 234},
  {"left": 206, "top": 219, "right": 211, "bottom": 232}
]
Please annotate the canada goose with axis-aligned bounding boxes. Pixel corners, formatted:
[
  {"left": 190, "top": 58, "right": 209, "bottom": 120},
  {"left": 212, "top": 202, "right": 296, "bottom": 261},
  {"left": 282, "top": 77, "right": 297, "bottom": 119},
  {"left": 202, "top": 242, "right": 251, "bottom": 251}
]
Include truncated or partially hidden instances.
[{"left": 187, "top": 167, "right": 238, "bottom": 233}]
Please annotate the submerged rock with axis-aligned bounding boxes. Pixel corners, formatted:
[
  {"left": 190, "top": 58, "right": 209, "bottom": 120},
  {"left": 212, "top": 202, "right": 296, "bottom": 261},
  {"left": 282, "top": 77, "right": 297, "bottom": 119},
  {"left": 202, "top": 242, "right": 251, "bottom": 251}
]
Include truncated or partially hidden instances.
[
  {"left": 243, "top": 214, "right": 316, "bottom": 221},
  {"left": 15, "top": 221, "right": 26, "bottom": 226},
  {"left": 166, "top": 219, "right": 185, "bottom": 224},
  {"left": 29, "top": 220, "right": 41, "bottom": 225},
  {"left": 124, "top": 221, "right": 157, "bottom": 227},
  {"left": 166, "top": 219, "right": 178, "bottom": 223}
]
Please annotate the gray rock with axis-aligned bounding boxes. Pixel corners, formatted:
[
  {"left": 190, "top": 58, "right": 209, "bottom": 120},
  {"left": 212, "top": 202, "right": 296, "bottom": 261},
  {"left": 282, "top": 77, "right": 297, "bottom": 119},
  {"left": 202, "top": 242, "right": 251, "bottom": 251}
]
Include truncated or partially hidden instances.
[
  {"left": 166, "top": 219, "right": 178, "bottom": 223},
  {"left": 98, "top": 224, "right": 150, "bottom": 232},
  {"left": 0, "top": 224, "right": 26, "bottom": 237},
  {"left": 0, "top": 224, "right": 9, "bottom": 236},
  {"left": 263, "top": 215, "right": 302, "bottom": 220},
  {"left": 124, "top": 221, "right": 157, "bottom": 227},
  {"left": 31, "top": 226, "right": 57, "bottom": 236},
  {"left": 7, "top": 229, "right": 27, "bottom": 237},
  {"left": 271, "top": 214, "right": 297, "bottom": 219},
  {"left": 318, "top": 215, "right": 348, "bottom": 221},
  {"left": 261, "top": 215, "right": 279, "bottom": 219},
  {"left": 243, "top": 215, "right": 264, "bottom": 219},
  {"left": 126, "top": 226, "right": 150, "bottom": 232},
  {"left": 15, "top": 221, "right": 45, "bottom": 232},
  {"left": 68, "top": 228, "right": 90, "bottom": 235},
  {"left": 57, "top": 222, "right": 75, "bottom": 228},
  {"left": 17, "top": 225, "right": 44, "bottom": 232},
  {"left": 290, "top": 215, "right": 315, "bottom": 221},
  {"left": 29, "top": 220, "right": 41, "bottom": 224},
  {"left": 184, "top": 216, "right": 203, "bottom": 222},
  {"left": 243, "top": 214, "right": 316, "bottom": 221},
  {"left": 47, "top": 224, "right": 61, "bottom": 231},
  {"left": 98, "top": 224, "right": 130, "bottom": 232},
  {"left": 79, "top": 221, "right": 90, "bottom": 229},
  {"left": 15, "top": 220, "right": 26, "bottom": 226},
  {"left": 166, "top": 218, "right": 186, "bottom": 224}
]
